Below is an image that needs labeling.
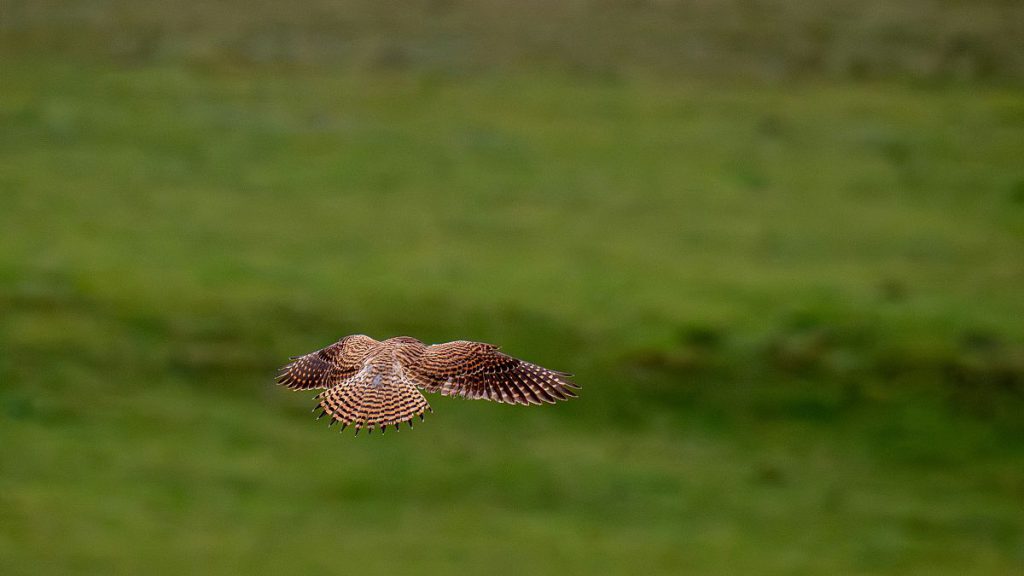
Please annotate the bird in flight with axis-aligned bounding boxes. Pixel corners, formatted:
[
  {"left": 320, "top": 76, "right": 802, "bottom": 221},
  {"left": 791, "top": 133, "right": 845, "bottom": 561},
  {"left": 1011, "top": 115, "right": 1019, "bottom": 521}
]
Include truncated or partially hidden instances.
[{"left": 276, "top": 335, "right": 579, "bottom": 435}]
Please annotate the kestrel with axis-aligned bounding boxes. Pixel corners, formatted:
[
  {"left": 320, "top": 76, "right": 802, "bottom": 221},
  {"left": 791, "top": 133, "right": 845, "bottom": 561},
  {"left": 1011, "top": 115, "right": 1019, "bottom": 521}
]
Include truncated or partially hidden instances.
[{"left": 276, "top": 335, "right": 579, "bottom": 435}]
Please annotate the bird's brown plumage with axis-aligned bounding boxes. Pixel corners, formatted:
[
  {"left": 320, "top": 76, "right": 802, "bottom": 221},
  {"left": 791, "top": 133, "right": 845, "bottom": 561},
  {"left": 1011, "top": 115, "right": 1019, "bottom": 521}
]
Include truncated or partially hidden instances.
[{"left": 276, "top": 335, "right": 578, "bottom": 434}]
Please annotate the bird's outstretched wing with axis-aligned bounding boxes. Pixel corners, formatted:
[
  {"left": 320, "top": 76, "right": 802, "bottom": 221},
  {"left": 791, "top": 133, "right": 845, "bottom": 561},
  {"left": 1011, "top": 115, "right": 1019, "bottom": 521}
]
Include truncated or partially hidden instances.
[
  {"left": 275, "top": 335, "right": 376, "bottom": 390},
  {"left": 400, "top": 340, "right": 579, "bottom": 405}
]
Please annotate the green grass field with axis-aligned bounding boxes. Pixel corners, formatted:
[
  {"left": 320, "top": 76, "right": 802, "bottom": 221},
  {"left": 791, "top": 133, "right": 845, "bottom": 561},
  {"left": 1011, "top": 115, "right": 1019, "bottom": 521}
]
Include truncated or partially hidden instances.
[{"left": 2, "top": 3, "right": 1024, "bottom": 574}]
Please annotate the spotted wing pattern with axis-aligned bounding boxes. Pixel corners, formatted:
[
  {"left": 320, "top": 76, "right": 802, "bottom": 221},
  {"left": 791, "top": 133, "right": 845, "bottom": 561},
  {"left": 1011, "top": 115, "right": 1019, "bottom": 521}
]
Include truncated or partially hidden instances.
[
  {"left": 275, "top": 335, "right": 375, "bottom": 390},
  {"left": 315, "top": 371, "right": 431, "bottom": 434},
  {"left": 401, "top": 340, "right": 579, "bottom": 405}
]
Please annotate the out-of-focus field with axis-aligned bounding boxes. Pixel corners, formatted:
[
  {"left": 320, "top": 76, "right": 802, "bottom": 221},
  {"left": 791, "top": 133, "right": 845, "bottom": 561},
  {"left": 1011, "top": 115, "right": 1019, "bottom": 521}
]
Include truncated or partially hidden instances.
[{"left": 1, "top": 2, "right": 1023, "bottom": 575}]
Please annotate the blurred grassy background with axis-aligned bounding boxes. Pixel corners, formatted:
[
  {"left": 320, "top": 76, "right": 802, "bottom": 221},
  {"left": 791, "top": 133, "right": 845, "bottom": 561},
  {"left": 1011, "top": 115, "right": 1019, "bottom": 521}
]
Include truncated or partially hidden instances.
[{"left": 2, "top": 1, "right": 1023, "bottom": 574}]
